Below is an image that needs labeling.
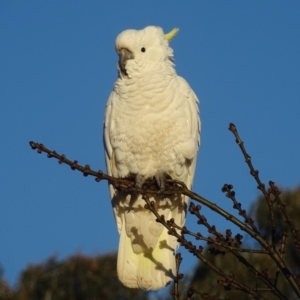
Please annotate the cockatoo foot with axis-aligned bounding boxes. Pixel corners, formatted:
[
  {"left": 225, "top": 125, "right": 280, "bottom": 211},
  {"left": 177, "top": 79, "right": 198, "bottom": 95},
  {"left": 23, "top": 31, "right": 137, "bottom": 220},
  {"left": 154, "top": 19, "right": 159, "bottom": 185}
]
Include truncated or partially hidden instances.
[
  {"left": 154, "top": 171, "right": 166, "bottom": 191},
  {"left": 135, "top": 174, "right": 146, "bottom": 189}
]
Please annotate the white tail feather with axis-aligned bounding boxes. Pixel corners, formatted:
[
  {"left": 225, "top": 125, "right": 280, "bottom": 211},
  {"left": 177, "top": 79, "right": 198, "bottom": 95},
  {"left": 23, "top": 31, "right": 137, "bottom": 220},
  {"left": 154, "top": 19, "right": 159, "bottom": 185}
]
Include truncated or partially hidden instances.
[{"left": 117, "top": 217, "right": 176, "bottom": 290}]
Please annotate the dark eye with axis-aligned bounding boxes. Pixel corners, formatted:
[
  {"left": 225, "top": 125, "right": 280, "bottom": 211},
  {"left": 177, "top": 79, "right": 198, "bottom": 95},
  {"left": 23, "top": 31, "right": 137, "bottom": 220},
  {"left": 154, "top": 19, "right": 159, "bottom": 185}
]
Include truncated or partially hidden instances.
[{"left": 141, "top": 47, "right": 146, "bottom": 53}]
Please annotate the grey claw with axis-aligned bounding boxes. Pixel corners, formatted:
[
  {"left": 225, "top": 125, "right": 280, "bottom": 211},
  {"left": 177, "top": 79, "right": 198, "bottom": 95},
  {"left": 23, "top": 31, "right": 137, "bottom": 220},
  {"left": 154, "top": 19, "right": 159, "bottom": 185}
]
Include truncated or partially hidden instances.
[
  {"left": 154, "top": 171, "right": 166, "bottom": 191},
  {"left": 135, "top": 174, "right": 146, "bottom": 189}
]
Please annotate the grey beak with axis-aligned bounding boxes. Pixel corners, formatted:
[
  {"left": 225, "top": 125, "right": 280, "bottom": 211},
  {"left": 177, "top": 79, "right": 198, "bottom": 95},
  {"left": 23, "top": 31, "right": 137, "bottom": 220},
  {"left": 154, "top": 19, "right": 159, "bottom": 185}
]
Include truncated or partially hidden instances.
[{"left": 118, "top": 48, "right": 134, "bottom": 76}]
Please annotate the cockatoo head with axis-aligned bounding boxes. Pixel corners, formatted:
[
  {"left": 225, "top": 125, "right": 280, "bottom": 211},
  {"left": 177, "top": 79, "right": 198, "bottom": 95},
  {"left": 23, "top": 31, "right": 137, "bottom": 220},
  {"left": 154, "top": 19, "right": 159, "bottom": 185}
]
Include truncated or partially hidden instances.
[{"left": 115, "top": 26, "right": 179, "bottom": 78}]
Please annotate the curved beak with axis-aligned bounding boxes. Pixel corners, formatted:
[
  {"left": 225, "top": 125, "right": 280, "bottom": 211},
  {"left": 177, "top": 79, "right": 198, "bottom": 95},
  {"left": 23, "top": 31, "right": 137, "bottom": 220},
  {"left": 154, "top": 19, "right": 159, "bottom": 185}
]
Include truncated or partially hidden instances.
[{"left": 118, "top": 48, "right": 134, "bottom": 76}]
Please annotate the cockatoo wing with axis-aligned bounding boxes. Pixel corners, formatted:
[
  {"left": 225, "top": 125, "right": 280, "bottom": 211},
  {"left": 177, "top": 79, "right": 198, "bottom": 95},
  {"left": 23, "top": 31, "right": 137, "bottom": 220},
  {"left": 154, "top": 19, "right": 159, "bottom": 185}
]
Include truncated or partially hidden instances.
[
  {"left": 104, "top": 90, "right": 122, "bottom": 232},
  {"left": 170, "top": 76, "right": 200, "bottom": 228}
]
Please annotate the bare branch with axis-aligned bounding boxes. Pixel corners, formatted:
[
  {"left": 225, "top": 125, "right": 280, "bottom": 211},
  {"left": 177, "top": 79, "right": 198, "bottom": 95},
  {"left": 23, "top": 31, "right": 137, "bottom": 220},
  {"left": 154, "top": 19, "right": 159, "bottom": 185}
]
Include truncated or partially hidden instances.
[{"left": 29, "top": 124, "right": 300, "bottom": 299}]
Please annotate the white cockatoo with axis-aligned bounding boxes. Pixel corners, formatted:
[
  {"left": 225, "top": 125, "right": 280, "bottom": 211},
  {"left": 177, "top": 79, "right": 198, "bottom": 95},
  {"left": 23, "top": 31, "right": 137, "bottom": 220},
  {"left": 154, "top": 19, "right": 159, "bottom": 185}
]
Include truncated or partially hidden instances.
[{"left": 104, "top": 26, "right": 200, "bottom": 290}]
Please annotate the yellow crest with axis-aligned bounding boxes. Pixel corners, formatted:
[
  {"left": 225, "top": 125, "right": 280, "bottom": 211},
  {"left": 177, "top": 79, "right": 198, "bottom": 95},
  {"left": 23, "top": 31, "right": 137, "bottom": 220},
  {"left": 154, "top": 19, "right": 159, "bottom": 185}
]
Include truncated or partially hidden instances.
[{"left": 164, "top": 28, "right": 179, "bottom": 42}]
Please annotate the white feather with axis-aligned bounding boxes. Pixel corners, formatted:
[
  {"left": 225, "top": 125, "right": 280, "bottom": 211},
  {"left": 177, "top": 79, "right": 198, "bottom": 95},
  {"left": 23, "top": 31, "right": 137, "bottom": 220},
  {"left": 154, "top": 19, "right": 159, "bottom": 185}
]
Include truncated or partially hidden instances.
[{"left": 104, "top": 26, "right": 201, "bottom": 290}]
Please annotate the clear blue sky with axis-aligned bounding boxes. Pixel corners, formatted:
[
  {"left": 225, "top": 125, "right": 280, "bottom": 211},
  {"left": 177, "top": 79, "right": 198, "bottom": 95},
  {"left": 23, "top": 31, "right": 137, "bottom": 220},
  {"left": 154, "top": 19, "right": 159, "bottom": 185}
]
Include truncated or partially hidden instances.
[{"left": 1, "top": 1, "right": 300, "bottom": 292}]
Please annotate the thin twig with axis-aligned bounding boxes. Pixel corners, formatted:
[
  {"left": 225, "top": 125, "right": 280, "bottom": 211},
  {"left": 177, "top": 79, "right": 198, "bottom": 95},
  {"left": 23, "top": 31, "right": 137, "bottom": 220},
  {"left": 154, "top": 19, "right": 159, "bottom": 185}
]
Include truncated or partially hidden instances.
[
  {"left": 228, "top": 123, "right": 276, "bottom": 248},
  {"left": 171, "top": 253, "right": 183, "bottom": 300},
  {"left": 221, "top": 184, "right": 260, "bottom": 234},
  {"left": 274, "top": 232, "right": 288, "bottom": 287},
  {"left": 174, "top": 221, "right": 268, "bottom": 254},
  {"left": 269, "top": 181, "right": 300, "bottom": 254}
]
